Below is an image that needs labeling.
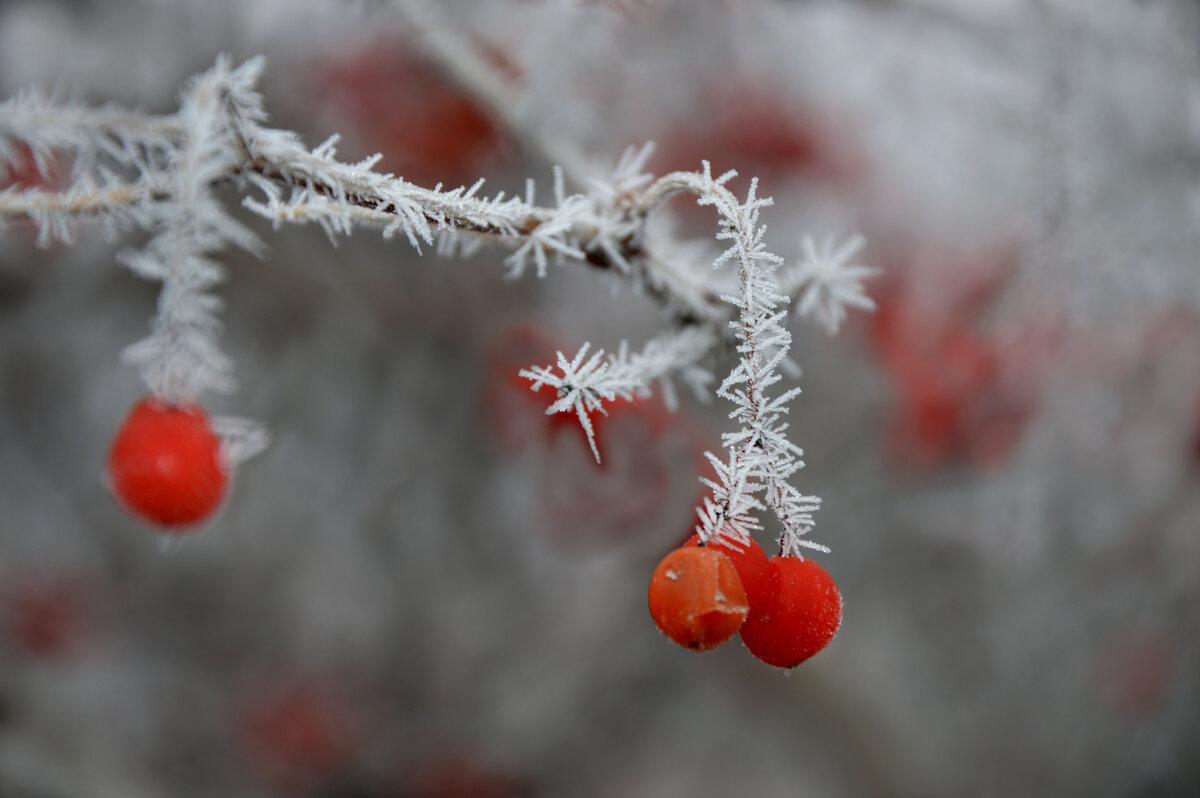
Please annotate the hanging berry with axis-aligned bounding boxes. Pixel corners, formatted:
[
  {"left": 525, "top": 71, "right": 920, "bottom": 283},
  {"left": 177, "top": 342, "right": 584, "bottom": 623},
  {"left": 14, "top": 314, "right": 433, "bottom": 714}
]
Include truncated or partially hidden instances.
[
  {"left": 647, "top": 546, "right": 749, "bottom": 651},
  {"left": 106, "top": 396, "right": 228, "bottom": 529},
  {"left": 739, "top": 555, "right": 842, "bottom": 669},
  {"left": 683, "top": 532, "right": 772, "bottom": 622}
]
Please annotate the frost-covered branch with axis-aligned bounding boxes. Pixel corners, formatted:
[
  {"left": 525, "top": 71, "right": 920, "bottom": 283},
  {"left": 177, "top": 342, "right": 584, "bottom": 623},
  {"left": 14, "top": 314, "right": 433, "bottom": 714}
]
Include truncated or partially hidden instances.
[
  {"left": 234, "top": 130, "right": 723, "bottom": 324},
  {"left": 0, "top": 54, "right": 876, "bottom": 549},
  {"left": 0, "top": 182, "right": 159, "bottom": 246},
  {"left": 0, "top": 90, "right": 177, "bottom": 176},
  {"left": 519, "top": 327, "right": 716, "bottom": 461},
  {"left": 0, "top": 62, "right": 728, "bottom": 329},
  {"left": 117, "top": 56, "right": 263, "bottom": 404},
  {"left": 641, "top": 164, "right": 827, "bottom": 555}
]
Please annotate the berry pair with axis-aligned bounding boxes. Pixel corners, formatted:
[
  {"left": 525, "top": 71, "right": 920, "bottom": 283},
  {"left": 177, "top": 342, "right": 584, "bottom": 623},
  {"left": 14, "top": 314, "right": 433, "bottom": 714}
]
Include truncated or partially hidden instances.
[
  {"left": 107, "top": 396, "right": 227, "bottom": 529},
  {"left": 647, "top": 535, "right": 842, "bottom": 668}
]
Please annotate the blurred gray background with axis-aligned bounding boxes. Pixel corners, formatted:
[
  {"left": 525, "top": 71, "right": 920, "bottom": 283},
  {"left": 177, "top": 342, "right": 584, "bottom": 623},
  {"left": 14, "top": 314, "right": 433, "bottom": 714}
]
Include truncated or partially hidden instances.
[{"left": 2, "top": 1, "right": 1199, "bottom": 796}]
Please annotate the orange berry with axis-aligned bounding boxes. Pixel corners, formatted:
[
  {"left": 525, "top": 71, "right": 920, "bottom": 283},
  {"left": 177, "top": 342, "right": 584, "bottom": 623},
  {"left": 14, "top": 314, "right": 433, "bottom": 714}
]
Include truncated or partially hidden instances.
[
  {"left": 684, "top": 532, "right": 772, "bottom": 622},
  {"left": 648, "top": 546, "right": 749, "bottom": 651}
]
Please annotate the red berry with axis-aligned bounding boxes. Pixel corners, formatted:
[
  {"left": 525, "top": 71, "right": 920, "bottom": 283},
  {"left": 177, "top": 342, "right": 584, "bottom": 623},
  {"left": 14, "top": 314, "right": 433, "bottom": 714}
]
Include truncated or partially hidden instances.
[
  {"left": 479, "top": 324, "right": 574, "bottom": 452},
  {"left": 648, "top": 547, "right": 749, "bottom": 651},
  {"left": 1098, "top": 630, "right": 1177, "bottom": 718},
  {"left": 316, "top": 43, "right": 506, "bottom": 186},
  {"left": 740, "top": 555, "right": 842, "bottom": 669},
  {"left": 683, "top": 532, "right": 771, "bottom": 621},
  {"left": 107, "top": 396, "right": 227, "bottom": 529},
  {"left": 1, "top": 578, "right": 88, "bottom": 658},
  {"left": 0, "top": 140, "right": 61, "bottom": 191},
  {"left": 409, "top": 752, "right": 527, "bottom": 798},
  {"left": 237, "top": 677, "right": 359, "bottom": 791}
]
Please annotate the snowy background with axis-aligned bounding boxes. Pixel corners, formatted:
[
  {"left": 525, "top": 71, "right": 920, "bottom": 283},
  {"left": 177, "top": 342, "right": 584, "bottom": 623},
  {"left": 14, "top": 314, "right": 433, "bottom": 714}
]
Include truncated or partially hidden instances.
[{"left": 2, "top": 1, "right": 1199, "bottom": 796}]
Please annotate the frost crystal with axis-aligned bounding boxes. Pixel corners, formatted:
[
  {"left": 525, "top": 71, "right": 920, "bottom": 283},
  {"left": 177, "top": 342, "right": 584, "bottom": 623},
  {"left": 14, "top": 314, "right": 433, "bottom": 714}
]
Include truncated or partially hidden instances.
[
  {"left": 520, "top": 328, "right": 716, "bottom": 462},
  {"left": 786, "top": 234, "right": 879, "bottom": 335}
]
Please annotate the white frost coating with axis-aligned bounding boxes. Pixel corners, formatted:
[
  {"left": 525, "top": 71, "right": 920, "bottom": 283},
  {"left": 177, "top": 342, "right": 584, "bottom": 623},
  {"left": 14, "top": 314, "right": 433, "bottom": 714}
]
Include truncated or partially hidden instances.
[
  {"left": 211, "top": 415, "right": 270, "bottom": 466},
  {"left": 783, "top": 234, "right": 880, "bottom": 335},
  {"left": 0, "top": 54, "right": 876, "bottom": 552},
  {"left": 519, "top": 327, "right": 717, "bottom": 462},
  {"left": 117, "top": 56, "right": 264, "bottom": 404},
  {"left": 653, "top": 163, "right": 828, "bottom": 556}
]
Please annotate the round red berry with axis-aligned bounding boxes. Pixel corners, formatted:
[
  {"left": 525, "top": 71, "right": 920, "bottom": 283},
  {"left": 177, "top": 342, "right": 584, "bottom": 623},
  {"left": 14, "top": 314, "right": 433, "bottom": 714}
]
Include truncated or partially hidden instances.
[
  {"left": 739, "top": 555, "right": 842, "bottom": 669},
  {"left": 683, "top": 532, "right": 771, "bottom": 622},
  {"left": 107, "top": 396, "right": 227, "bottom": 529},
  {"left": 648, "top": 546, "right": 749, "bottom": 651}
]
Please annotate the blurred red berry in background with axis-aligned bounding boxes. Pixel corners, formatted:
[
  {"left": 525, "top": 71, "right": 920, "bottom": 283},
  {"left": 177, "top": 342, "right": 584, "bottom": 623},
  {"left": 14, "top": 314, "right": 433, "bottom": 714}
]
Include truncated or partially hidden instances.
[
  {"left": 479, "top": 324, "right": 579, "bottom": 454},
  {"left": 1098, "top": 629, "right": 1177, "bottom": 719},
  {"left": 481, "top": 324, "right": 713, "bottom": 549},
  {"left": 866, "top": 242, "right": 1040, "bottom": 472},
  {"left": 654, "top": 85, "right": 867, "bottom": 193},
  {"left": 1, "top": 140, "right": 63, "bottom": 192},
  {"left": 314, "top": 42, "right": 510, "bottom": 186},
  {"left": 2, "top": 140, "right": 67, "bottom": 242},
  {"left": 406, "top": 751, "right": 528, "bottom": 798},
  {"left": 237, "top": 676, "right": 362, "bottom": 793},
  {"left": 537, "top": 396, "right": 674, "bottom": 547},
  {"left": 0, "top": 576, "right": 92, "bottom": 659}
]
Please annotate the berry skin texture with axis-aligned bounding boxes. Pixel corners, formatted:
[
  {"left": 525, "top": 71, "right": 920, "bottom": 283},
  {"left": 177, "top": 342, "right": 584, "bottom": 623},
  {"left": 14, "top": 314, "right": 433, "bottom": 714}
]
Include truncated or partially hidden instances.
[
  {"left": 648, "top": 546, "right": 749, "bottom": 651},
  {"left": 740, "top": 555, "right": 842, "bottom": 669},
  {"left": 107, "top": 396, "right": 227, "bottom": 529},
  {"left": 683, "top": 532, "right": 772, "bottom": 622}
]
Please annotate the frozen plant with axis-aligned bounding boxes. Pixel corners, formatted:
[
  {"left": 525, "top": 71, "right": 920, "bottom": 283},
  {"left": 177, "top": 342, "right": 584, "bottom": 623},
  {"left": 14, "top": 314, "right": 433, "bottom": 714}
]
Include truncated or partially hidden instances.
[
  {"left": 0, "top": 21, "right": 875, "bottom": 661},
  {"left": 784, "top": 234, "right": 878, "bottom": 337}
]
